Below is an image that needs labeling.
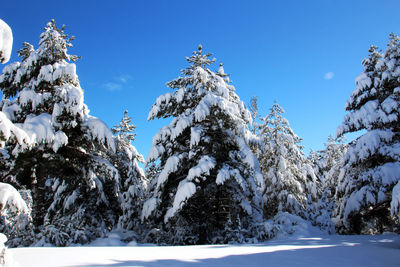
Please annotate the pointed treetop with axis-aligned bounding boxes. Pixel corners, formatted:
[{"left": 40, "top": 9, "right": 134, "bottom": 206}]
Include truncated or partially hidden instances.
[
  {"left": 249, "top": 96, "right": 258, "bottom": 119},
  {"left": 217, "top": 62, "right": 225, "bottom": 75},
  {"left": 216, "top": 62, "right": 231, "bottom": 83},
  {"left": 38, "top": 19, "right": 79, "bottom": 63},
  {"left": 185, "top": 45, "right": 215, "bottom": 69},
  {"left": 112, "top": 110, "right": 136, "bottom": 142},
  {"left": 385, "top": 33, "right": 400, "bottom": 61},
  {"left": 271, "top": 100, "right": 285, "bottom": 114},
  {"left": 249, "top": 96, "right": 259, "bottom": 134},
  {"left": 360, "top": 45, "right": 381, "bottom": 72},
  {"left": 388, "top": 32, "right": 400, "bottom": 46}
]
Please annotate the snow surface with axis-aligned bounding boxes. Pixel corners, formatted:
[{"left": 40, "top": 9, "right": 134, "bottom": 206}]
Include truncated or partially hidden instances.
[
  {"left": 0, "top": 233, "right": 15, "bottom": 267},
  {"left": 8, "top": 232, "right": 400, "bottom": 267},
  {"left": 0, "top": 19, "right": 12, "bottom": 64}
]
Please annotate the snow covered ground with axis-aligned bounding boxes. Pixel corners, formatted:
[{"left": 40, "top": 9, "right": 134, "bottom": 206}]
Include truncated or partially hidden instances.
[{"left": 9, "top": 232, "right": 400, "bottom": 267}]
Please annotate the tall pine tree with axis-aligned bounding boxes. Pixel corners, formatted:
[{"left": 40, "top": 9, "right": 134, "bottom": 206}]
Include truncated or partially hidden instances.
[
  {"left": 0, "top": 20, "right": 121, "bottom": 246},
  {"left": 142, "top": 45, "right": 264, "bottom": 244},
  {"left": 111, "top": 110, "right": 147, "bottom": 233},
  {"left": 257, "top": 101, "right": 317, "bottom": 220},
  {"left": 311, "top": 136, "right": 348, "bottom": 232},
  {"left": 335, "top": 34, "right": 400, "bottom": 234}
]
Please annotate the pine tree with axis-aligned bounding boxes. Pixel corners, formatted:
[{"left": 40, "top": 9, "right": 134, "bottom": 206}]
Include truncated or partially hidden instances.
[
  {"left": 0, "top": 20, "right": 120, "bottom": 246},
  {"left": 257, "top": 101, "right": 317, "bottom": 220},
  {"left": 311, "top": 136, "right": 348, "bottom": 232},
  {"left": 249, "top": 96, "right": 259, "bottom": 135},
  {"left": 335, "top": 34, "right": 400, "bottom": 234},
  {"left": 142, "top": 45, "right": 265, "bottom": 244},
  {"left": 111, "top": 110, "right": 147, "bottom": 232}
]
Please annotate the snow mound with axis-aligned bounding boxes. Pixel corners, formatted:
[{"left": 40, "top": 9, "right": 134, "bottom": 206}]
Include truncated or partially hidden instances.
[{"left": 264, "top": 212, "right": 325, "bottom": 239}]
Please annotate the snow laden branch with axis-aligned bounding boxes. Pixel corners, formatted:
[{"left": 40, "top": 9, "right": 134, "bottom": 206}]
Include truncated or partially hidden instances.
[{"left": 0, "top": 19, "right": 12, "bottom": 64}]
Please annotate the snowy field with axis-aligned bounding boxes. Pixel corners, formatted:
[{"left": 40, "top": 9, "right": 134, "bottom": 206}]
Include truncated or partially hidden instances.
[{"left": 10, "top": 233, "right": 400, "bottom": 267}]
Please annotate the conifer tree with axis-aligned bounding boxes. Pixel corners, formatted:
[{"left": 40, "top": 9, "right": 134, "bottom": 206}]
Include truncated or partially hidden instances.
[
  {"left": 112, "top": 110, "right": 146, "bottom": 232},
  {"left": 142, "top": 45, "right": 264, "bottom": 244},
  {"left": 335, "top": 34, "right": 400, "bottom": 234},
  {"left": 249, "top": 96, "right": 259, "bottom": 135},
  {"left": 0, "top": 20, "right": 120, "bottom": 246},
  {"left": 257, "top": 101, "right": 317, "bottom": 220},
  {"left": 311, "top": 136, "right": 348, "bottom": 232}
]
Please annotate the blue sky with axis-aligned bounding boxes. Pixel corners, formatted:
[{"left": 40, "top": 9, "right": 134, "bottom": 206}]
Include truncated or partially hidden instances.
[{"left": 1, "top": 0, "right": 400, "bottom": 158}]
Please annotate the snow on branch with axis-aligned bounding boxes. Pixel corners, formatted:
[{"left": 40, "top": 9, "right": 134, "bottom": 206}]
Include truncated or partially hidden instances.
[
  {"left": 391, "top": 181, "right": 400, "bottom": 220},
  {"left": 0, "top": 19, "right": 12, "bottom": 64},
  {"left": 18, "top": 113, "right": 68, "bottom": 152},
  {"left": 84, "top": 115, "right": 115, "bottom": 151},
  {"left": 0, "top": 183, "right": 29, "bottom": 215},
  {"left": 164, "top": 181, "right": 196, "bottom": 222},
  {"left": 0, "top": 112, "right": 30, "bottom": 147},
  {"left": 187, "top": 155, "right": 216, "bottom": 182}
]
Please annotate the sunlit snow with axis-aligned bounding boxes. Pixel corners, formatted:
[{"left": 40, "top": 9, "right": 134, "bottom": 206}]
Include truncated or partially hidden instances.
[{"left": 9, "top": 232, "right": 400, "bottom": 267}]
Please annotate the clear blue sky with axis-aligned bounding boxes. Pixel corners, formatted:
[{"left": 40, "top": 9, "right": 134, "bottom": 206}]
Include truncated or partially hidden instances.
[{"left": 1, "top": 0, "right": 400, "bottom": 158}]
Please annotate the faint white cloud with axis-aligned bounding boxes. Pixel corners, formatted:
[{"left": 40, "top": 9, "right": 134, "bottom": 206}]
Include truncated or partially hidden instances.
[
  {"left": 104, "top": 82, "right": 122, "bottom": 91},
  {"left": 116, "top": 74, "right": 132, "bottom": 83},
  {"left": 103, "top": 74, "right": 133, "bottom": 91},
  {"left": 324, "top": 72, "right": 335, "bottom": 80}
]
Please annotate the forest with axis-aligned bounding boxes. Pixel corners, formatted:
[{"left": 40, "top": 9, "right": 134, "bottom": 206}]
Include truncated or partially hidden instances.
[{"left": 0, "top": 19, "right": 399, "bottom": 248}]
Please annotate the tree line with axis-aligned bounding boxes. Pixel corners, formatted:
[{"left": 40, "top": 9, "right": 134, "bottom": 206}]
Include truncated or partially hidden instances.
[{"left": 0, "top": 20, "right": 398, "bottom": 247}]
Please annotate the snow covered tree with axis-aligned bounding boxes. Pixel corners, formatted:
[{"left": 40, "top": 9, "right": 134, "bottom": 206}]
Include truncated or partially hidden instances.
[
  {"left": 313, "top": 136, "right": 348, "bottom": 200},
  {"left": 142, "top": 45, "right": 265, "bottom": 244},
  {"left": 111, "top": 110, "right": 147, "bottom": 233},
  {"left": 0, "top": 18, "right": 20, "bottom": 182},
  {"left": 335, "top": 34, "right": 400, "bottom": 234},
  {"left": 249, "top": 96, "right": 260, "bottom": 135},
  {"left": 0, "top": 20, "right": 121, "bottom": 246},
  {"left": 257, "top": 101, "right": 317, "bottom": 220},
  {"left": 311, "top": 136, "right": 348, "bottom": 232},
  {"left": 0, "top": 18, "right": 35, "bottom": 247},
  {"left": 247, "top": 95, "right": 263, "bottom": 160}
]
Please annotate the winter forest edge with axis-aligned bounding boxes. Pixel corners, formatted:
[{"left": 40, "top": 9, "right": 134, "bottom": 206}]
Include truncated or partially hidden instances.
[{"left": 0, "top": 18, "right": 399, "bottom": 251}]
